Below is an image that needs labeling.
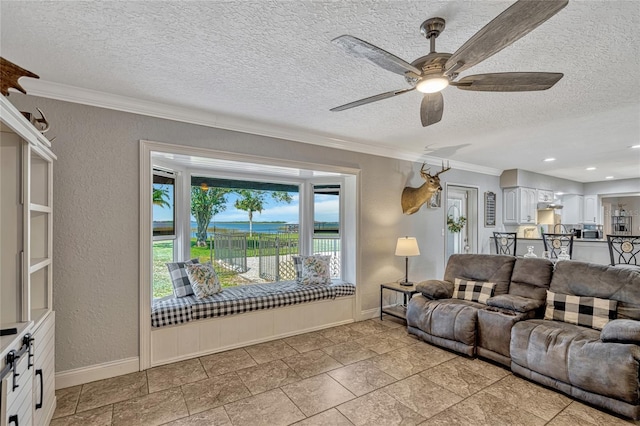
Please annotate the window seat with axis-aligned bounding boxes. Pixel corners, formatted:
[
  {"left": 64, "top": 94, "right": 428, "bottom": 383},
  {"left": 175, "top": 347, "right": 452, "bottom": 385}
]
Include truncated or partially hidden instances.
[{"left": 151, "top": 279, "right": 355, "bottom": 328}]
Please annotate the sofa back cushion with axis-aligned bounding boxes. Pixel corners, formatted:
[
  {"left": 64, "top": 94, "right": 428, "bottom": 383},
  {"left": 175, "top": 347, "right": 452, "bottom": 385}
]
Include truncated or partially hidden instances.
[
  {"left": 550, "top": 261, "right": 640, "bottom": 320},
  {"left": 509, "top": 258, "right": 554, "bottom": 300},
  {"left": 444, "top": 254, "right": 516, "bottom": 296},
  {"left": 544, "top": 290, "right": 617, "bottom": 330}
]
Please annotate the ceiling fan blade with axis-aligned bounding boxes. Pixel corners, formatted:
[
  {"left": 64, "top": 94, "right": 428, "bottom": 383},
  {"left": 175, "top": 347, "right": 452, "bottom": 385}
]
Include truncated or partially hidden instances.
[
  {"left": 332, "top": 35, "right": 422, "bottom": 76},
  {"left": 453, "top": 72, "right": 564, "bottom": 92},
  {"left": 445, "top": 0, "right": 568, "bottom": 74},
  {"left": 331, "top": 88, "right": 415, "bottom": 112},
  {"left": 420, "top": 92, "right": 444, "bottom": 127}
]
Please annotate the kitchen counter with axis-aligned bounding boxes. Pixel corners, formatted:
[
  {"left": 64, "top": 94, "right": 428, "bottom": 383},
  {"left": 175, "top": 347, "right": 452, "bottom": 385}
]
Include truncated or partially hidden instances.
[{"left": 491, "top": 237, "right": 611, "bottom": 264}]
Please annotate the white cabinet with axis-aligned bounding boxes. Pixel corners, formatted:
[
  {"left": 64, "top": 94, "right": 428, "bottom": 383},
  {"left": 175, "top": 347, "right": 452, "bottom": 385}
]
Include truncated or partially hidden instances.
[
  {"left": 583, "top": 195, "right": 599, "bottom": 224},
  {"left": 538, "top": 189, "right": 554, "bottom": 202},
  {"left": 562, "top": 195, "right": 584, "bottom": 224},
  {"left": 503, "top": 187, "right": 537, "bottom": 225},
  {"left": 1, "top": 96, "right": 56, "bottom": 426}
]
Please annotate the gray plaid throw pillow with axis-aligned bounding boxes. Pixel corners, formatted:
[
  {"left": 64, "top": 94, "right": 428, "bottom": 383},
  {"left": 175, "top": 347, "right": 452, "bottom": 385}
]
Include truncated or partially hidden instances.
[
  {"left": 453, "top": 278, "right": 496, "bottom": 305},
  {"left": 166, "top": 258, "right": 199, "bottom": 297},
  {"left": 544, "top": 291, "right": 617, "bottom": 330}
]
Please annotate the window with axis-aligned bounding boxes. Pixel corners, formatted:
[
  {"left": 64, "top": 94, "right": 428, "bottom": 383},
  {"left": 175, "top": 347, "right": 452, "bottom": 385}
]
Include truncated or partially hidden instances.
[
  {"left": 152, "top": 169, "right": 176, "bottom": 299},
  {"left": 313, "top": 184, "right": 341, "bottom": 277}
]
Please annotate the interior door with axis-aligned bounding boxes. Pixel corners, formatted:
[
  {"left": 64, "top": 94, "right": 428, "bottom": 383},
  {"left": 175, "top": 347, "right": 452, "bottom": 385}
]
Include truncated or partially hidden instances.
[{"left": 445, "top": 185, "right": 478, "bottom": 262}]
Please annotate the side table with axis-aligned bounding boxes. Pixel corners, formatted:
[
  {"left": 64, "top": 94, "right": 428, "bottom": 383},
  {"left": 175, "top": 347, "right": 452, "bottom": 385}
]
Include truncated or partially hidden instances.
[{"left": 380, "top": 282, "right": 420, "bottom": 322}]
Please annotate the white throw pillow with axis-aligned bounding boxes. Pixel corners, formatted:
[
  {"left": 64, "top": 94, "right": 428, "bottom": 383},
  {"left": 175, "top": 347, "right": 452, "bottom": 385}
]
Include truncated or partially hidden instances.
[
  {"left": 300, "top": 255, "right": 332, "bottom": 285},
  {"left": 185, "top": 262, "right": 222, "bottom": 299}
]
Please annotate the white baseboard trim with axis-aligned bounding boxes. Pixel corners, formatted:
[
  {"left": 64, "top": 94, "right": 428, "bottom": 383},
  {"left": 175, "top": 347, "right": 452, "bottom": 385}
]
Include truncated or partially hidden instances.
[
  {"left": 55, "top": 357, "right": 139, "bottom": 390},
  {"left": 359, "top": 308, "right": 380, "bottom": 321}
]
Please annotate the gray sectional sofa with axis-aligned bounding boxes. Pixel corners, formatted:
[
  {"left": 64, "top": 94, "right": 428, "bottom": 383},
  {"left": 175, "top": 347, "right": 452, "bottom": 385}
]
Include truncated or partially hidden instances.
[{"left": 406, "top": 254, "right": 640, "bottom": 419}]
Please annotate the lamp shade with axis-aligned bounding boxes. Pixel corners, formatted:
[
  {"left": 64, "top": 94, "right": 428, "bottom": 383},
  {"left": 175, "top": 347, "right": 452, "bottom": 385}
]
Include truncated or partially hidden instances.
[{"left": 395, "top": 237, "right": 420, "bottom": 257}]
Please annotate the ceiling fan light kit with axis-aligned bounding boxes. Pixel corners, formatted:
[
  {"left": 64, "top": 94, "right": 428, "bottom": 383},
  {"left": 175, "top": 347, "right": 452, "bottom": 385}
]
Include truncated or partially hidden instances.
[{"left": 331, "top": 0, "right": 569, "bottom": 127}]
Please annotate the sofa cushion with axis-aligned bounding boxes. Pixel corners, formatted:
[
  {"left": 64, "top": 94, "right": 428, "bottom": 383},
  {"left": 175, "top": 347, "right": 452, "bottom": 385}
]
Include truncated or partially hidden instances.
[
  {"left": 453, "top": 278, "right": 495, "bottom": 304},
  {"left": 544, "top": 290, "right": 617, "bottom": 330},
  {"left": 511, "top": 319, "right": 640, "bottom": 404},
  {"left": 406, "top": 296, "right": 479, "bottom": 348},
  {"left": 601, "top": 319, "right": 640, "bottom": 344},
  {"left": 443, "top": 254, "right": 516, "bottom": 296},
  {"left": 550, "top": 260, "right": 640, "bottom": 320},
  {"left": 509, "top": 258, "right": 554, "bottom": 300},
  {"left": 416, "top": 279, "right": 453, "bottom": 299},
  {"left": 487, "top": 294, "right": 544, "bottom": 313}
]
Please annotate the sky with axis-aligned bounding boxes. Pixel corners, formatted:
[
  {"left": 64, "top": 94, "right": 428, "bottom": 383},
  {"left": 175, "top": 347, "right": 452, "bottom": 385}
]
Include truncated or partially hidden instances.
[{"left": 153, "top": 186, "right": 339, "bottom": 223}]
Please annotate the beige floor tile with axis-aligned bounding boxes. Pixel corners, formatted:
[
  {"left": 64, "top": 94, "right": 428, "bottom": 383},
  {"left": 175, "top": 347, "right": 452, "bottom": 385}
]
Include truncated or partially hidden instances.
[
  {"left": 327, "top": 360, "right": 396, "bottom": 396},
  {"left": 181, "top": 371, "right": 251, "bottom": 415},
  {"left": 293, "top": 408, "right": 354, "bottom": 425},
  {"left": 423, "top": 391, "right": 546, "bottom": 426},
  {"left": 281, "top": 373, "right": 355, "bottom": 416},
  {"left": 383, "top": 374, "right": 462, "bottom": 419},
  {"left": 199, "top": 348, "right": 256, "bottom": 376},
  {"left": 546, "top": 401, "right": 634, "bottom": 426},
  {"left": 283, "top": 349, "right": 343, "bottom": 378},
  {"left": 319, "top": 324, "right": 365, "bottom": 344},
  {"left": 370, "top": 316, "right": 405, "bottom": 329},
  {"left": 383, "top": 327, "right": 421, "bottom": 345},
  {"left": 321, "top": 341, "right": 377, "bottom": 365},
  {"left": 163, "top": 406, "right": 233, "bottom": 426},
  {"left": 147, "top": 358, "right": 207, "bottom": 393},
  {"left": 483, "top": 374, "right": 572, "bottom": 421},
  {"left": 285, "top": 331, "right": 336, "bottom": 353},
  {"left": 355, "top": 333, "right": 409, "bottom": 354},
  {"left": 236, "top": 359, "right": 301, "bottom": 395},
  {"left": 365, "top": 343, "right": 456, "bottom": 380},
  {"left": 337, "top": 389, "right": 426, "bottom": 426},
  {"left": 244, "top": 339, "right": 298, "bottom": 364},
  {"left": 421, "top": 357, "right": 509, "bottom": 397},
  {"left": 346, "top": 319, "right": 389, "bottom": 335},
  {"left": 52, "top": 385, "right": 82, "bottom": 419},
  {"left": 224, "top": 388, "right": 305, "bottom": 426},
  {"left": 50, "top": 405, "right": 113, "bottom": 426},
  {"left": 76, "top": 371, "right": 148, "bottom": 412},
  {"left": 111, "top": 387, "right": 188, "bottom": 426}
]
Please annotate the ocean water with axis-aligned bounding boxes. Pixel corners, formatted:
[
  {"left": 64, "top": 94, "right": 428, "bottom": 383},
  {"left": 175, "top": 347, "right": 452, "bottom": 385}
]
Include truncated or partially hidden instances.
[{"left": 153, "top": 221, "right": 338, "bottom": 237}]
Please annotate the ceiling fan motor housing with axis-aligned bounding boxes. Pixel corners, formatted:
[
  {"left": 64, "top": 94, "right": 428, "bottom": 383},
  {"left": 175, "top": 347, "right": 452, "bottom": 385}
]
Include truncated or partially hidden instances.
[{"left": 405, "top": 52, "right": 452, "bottom": 86}]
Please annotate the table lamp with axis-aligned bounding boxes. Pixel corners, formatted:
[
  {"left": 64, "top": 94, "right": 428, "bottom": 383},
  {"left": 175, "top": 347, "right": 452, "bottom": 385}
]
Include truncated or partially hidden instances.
[{"left": 395, "top": 236, "right": 420, "bottom": 286}]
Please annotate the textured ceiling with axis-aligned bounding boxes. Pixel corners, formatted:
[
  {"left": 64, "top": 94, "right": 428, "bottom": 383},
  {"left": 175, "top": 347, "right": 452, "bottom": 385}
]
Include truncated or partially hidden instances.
[{"left": 2, "top": 1, "right": 639, "bottom": 183}]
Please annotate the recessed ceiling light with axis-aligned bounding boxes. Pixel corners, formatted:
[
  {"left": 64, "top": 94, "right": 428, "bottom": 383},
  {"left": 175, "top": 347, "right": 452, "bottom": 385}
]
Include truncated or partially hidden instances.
[
  {"left": 586, "top": 167, "right": 596, "bottom": 171},
  {"left": 555, "top": 192, "right": 564, "bottom": 196},
  {"left": 543, "top": 158, "right": 556, "bottom": 162},
  {"left": 631, "top": 144, "right": 640, "bottom": 149},
  {"left": 605, "top": 176, "right": 614, "bottom": 179}
]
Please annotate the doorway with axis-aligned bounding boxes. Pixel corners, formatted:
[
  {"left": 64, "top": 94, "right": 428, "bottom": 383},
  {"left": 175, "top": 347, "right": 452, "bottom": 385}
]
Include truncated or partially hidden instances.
[{"left": 445, "top": 185, "right": 478, "bottom": 262}]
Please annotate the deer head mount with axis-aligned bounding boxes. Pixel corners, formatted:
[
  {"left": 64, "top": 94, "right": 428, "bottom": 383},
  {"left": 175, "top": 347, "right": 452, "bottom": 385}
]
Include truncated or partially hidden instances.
[{"left": 401, "top": 161, "right": 451, "bottom": 215}]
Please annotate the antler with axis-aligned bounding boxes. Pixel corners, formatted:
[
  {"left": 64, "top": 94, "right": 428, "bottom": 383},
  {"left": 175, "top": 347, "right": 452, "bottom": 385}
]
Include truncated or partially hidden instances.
[
  {"left": 434, "top": 160, "right": 451, "bottom": 177},
  {"left": 419, "top": 162, "right": 431, "bottom": 177}
]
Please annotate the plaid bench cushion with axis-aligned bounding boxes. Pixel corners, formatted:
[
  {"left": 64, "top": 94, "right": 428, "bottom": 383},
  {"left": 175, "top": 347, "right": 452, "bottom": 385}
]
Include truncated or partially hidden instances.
[{"left": 151, "top": 280, "right": 355, "bottom": 328}]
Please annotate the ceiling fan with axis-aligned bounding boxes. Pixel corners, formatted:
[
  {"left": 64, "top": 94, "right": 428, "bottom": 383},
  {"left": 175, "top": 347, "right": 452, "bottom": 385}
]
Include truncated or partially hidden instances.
[{"left": 330, "top": 0, "right": 568, "bottom": 127}]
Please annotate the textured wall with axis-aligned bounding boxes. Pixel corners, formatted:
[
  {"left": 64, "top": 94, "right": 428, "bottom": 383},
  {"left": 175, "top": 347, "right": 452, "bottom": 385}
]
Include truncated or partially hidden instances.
[{"left": 8, "top": 94, "right": 500, "bottom": 372}]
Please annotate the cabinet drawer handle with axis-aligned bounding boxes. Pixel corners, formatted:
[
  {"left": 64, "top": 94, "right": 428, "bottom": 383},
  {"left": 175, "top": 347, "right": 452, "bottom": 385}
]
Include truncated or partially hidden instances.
[
  {"left": 9, "top": 414, "right": 19, "bottom": 426},
  {"left": 36, "top": 368, "right": 44, "bottom": 409}
]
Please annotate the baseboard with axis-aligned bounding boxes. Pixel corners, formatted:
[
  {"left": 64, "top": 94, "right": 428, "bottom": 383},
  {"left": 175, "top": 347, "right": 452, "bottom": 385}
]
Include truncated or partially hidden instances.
[
  {"left": 359, "top": 307, "right": 380, "bottom": 321},
  {"left": 55, "top": 357, "right": 139, "bottom": 389}
]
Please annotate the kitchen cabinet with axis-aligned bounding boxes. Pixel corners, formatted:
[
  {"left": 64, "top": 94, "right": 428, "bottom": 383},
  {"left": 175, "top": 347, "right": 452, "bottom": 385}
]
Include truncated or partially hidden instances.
[
  {"left": 538, "top": 189, "right": 554, "bottom": 202},
  {"left": 1, "top": 96, "right": 56, "bottom": 426},
  {"left": 562, "top": 195, "right": 584, "bottom": 224},
  {"left": 503, "top": 187, "right": 537, "bottom": 225},
  {"left": 583, "top": 195, "right": 599, "bottom": 224}
]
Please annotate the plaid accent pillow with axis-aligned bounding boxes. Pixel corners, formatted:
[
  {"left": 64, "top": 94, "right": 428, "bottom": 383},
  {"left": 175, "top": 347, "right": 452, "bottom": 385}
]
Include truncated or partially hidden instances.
[
  {"left": 185, "top": 263, "right": 222, "bottom": 299},
  {"left": 292, "top": 256, "right": 303, "bottom": 282},
  {"left": 166, "top": 259, "right": 199, "bottom": 297},
  {"left": 453, "top": 278, "right": 496, "bottom": 305},
  {"left": 544, "top": 291, "right": 617, "bottom": 330}
]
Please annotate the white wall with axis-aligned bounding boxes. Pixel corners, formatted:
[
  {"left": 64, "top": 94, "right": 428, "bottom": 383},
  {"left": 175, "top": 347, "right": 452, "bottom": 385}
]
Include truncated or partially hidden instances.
[{"left": 9, "top": 94, "right": 500, "bottom": 373}]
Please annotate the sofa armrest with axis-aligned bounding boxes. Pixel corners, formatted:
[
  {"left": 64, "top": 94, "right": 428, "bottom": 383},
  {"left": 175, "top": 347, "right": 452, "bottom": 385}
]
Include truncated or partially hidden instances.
[
  {"left": 601, "top": 319, "right": 640, "bottom": 344},
  {"left": 486, "top": 294, "right": 544, "bottom": 313},
  {"left": 416, "top": 280, "right": 453, "bottom": 299}
]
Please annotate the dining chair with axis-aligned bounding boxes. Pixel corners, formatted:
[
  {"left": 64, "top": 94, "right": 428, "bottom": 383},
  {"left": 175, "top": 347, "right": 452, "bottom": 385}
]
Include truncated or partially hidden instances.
[
  {"left": 493, "top": 232, "right": 518, "bottom": 255},
  {"left": 607, "top": 235, "right": 640, "bottom": 266},
  {"left": 542, "top": 233, "right": 574, "bottom": 259}
]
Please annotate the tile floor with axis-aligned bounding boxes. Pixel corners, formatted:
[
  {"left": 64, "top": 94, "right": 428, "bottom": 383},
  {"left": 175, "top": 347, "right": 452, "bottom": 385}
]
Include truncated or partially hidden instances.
[{"left": 50, "top": 318, "right": 635, "bottom": 426}]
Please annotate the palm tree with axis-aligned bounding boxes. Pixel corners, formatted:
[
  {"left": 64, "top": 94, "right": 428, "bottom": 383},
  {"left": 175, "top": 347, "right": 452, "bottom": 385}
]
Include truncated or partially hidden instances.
[
  {"left": 234, "top": 190, "right": 292, "bottom": 236},
  {"left": 153, "top": 187, "right": 170, "bottom": 208}
]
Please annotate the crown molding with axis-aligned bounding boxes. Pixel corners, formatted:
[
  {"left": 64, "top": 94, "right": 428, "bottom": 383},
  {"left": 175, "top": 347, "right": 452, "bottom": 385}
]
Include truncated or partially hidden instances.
[{"left": 21, "top": 79, "right": 501, "bottom": 176}]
